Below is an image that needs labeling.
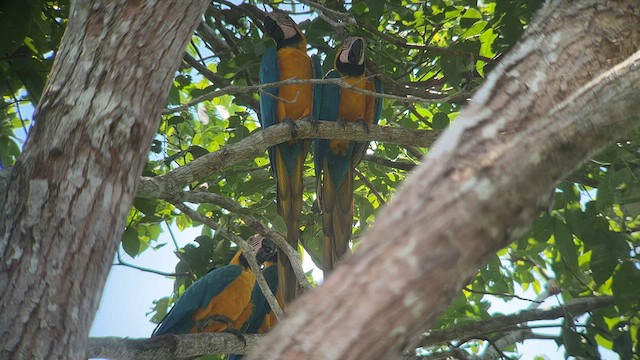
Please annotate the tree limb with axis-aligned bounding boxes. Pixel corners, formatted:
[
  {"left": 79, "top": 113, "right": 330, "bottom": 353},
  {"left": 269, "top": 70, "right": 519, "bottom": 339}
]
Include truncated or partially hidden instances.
[
  {"left": 136, "top": 121, "right": 439, "bottom": 200},
  {"left": 421, "top": 296, "right": 614, "bottom": 347},
  {"left": 86, "top": 333, "right": 259, "bottom": 360}
]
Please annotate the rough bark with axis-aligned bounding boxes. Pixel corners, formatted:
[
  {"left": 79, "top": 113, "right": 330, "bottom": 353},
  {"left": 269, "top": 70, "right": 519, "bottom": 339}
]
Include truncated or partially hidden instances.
[
  {"left": 0, "top": 1, "right": 208, "bottom": 359},
  {"left": 247, "top": 1, "right": 640, "bottom": 359},
  {"left": 87, "top": 333, "right": 259, "bottom": 360}
]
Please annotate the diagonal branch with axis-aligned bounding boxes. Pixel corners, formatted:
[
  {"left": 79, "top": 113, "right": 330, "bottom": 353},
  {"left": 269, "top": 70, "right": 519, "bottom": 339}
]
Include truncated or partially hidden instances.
[
  {"left": 173, "top": 204, "right": 285, "bottom": 321},
  {"left": 136, "top": 121, "right": 439, "bottom": 200},
  {"left": 175, "top": 190, "right": 310, "bottom": 294}
]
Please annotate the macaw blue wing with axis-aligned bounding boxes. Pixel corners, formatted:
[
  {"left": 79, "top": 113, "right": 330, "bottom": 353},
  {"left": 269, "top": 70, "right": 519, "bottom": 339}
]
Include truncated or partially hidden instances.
[
  {"left": 260, "top": 47, "right": 280, "bottom": 168},
  {"left": 260, "top": 47, "right": 280, "bottom": 129},
  {"left": 313, "top": 69, "right": 342, "bottom": 182},
  {"left": 242, "top": 263, "right": 279, "bottom": 334},
  {"left": 311, "top": 54, "right": 323, "bottom": 121},
  {"left": 152, "top": 265, "right": 243, "bottom": 336}
]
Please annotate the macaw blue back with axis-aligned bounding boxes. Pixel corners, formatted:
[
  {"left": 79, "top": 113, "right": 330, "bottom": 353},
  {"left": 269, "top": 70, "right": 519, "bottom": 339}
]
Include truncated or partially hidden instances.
[{"left": 152, "top": 265, "right": 243, "bottom": 336}]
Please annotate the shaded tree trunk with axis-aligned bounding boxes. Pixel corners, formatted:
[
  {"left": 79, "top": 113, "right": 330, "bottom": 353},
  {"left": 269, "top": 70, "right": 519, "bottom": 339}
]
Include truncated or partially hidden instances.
[
  {"left": 248, "top": 1, "right": 640, "bottom": 359},
  {"left": 0, "top": 1, "right": 208, "bottom": 358}
]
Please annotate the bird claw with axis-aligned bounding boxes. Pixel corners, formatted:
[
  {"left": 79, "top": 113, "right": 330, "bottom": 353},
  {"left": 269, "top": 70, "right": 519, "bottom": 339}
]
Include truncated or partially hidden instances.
[
  {"left": 338, "top": 117, "right": 347, "bottom": 130},
  {"left": 284, "top": 117, "right": 298, "bottom": 138},
  {"left": 357, "top": 118, "right": 370, "bottom": 133},
  {"left": 308, "top": 115, "right": 320, "bottom": 133}
]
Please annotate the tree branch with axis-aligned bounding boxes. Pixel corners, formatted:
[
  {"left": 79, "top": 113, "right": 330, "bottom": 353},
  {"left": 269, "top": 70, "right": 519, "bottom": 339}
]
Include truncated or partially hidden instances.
[
  {"left": 84, "top": 296, "right": 613, "bottom": 360},
  {"left": 421, "top": 295, "right": 614, "bottom": 347},
  {"left": 163, "top": 77, "right": 447, "bottom": 115},
  {"left": 174, "top": 191, "right": 311, "bottom": 294},
  {"left": 136, "top": 121, "right": 439, "bottom": 200},
  {"left": 86, "top": 333, "right": 259, "bottom": 360}
]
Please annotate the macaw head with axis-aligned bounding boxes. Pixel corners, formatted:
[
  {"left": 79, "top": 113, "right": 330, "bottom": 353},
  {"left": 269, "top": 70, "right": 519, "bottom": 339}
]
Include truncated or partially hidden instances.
[
  {"left": 232, "top": 235, "right": 276, "bottom": 267},
  {"left": 263, "top": 11, "right": 307, "bottom": 51},
  {"left": 335, "top": 36, "right": 367, "bottom": 77},
  {"left": 256, "top": 237, "right": 277, "bottom": 263}
]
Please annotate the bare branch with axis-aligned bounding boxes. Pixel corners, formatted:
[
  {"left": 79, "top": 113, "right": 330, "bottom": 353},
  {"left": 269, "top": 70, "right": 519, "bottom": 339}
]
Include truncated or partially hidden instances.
[
  {"left": 86, "top": 333, "right": 259, "bottom": 360},
  {"left": 421, "top": 295, "right": 614, "bottom": 347},
  {"left": 462, "top": 287, "right": 543, "bottom": 304},
  {"left": 355, "top": 168, "right": 385, "bottom": 206},
  {"left": 136, "top": 121, "right": 439, "bottom": 200},
  {"left": 163, "top": 77, "right": 450, "bottom": 115},
  {"left": 174, "top": 191, "right": 311, "bottom": 295},
  {"left": 113, "top": 250, "right": 191, "bottom": 279},
  {"left": 362, "top": 154, "right": 416, "bottom": 171}
]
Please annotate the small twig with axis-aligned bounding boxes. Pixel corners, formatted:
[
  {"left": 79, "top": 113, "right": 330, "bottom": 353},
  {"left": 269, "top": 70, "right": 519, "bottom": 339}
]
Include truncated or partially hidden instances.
[
  {"left": 355, "top": 168, "right": 385, "bottom": 206},
  {"left": 164, "top": 220, "right": 180, "bottom": 250},
  {"left": 362, "top": 154, "right": 416, "bottom": 171},
  {"left": 163, "top": 220, "right": 196, "bottom": 280},
  {"left": 296, "top": 0, "right": 354, "bottom": 23},
  {"left": 164, "top": 77, "right": 452, "bottom": 114},
  {"left": 462, "top": 287, "right": 543, "bottom": 304},
  {"left": 114, "top": 249, "right": 192, "bottom": 279}
]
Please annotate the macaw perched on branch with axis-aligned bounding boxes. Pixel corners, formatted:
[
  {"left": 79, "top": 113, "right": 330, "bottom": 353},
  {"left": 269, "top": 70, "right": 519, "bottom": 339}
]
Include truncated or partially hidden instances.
[
  {"left": 259, "top": 11, "right": 322, "bottom": 304},
  {"left": 151, "top": 235, "right": 276, "bottom": 336},
  {"left": 227, "top": 256, "right": 282, "bottom": 360},
  {"left": 314, "top": 36, "right": 383, "bottom": 275},
  {"left": 242, "top": 254, "right": 282, "bottom": 334}
]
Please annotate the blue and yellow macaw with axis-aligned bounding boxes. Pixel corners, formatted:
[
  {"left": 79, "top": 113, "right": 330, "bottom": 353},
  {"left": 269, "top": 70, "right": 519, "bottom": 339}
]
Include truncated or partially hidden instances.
[
  {"left": 151, "top": 236, "right": 276, "bottom": 336},
  {"left": 314, "top": 36, "right": 383, "bottom": 274},
  {"left": 227, "top": 256, "right": 282, "bottom": 360},
  {"left": 260, "top": 11, "right": 321, "bottom": 304},
  {"left": 242, "top": 254, "right": 282, "bottom": 334}
]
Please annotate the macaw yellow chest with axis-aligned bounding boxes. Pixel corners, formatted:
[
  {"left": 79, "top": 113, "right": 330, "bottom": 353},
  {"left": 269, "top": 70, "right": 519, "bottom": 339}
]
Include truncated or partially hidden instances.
[
  {"left": 277, "top": 47, "right": 313, "bottom": 121},
  {"left": 192, "top": 269, "right": 256, "bottom": 332},
  {"left": 338, "top": 76, "right": 367, "bottom": 122},
  {"left": 329, "top": 76, "right": 368, "bottom": 155}
]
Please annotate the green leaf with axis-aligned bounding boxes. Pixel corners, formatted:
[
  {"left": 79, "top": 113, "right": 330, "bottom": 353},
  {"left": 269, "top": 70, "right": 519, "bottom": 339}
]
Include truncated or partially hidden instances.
[
  {"left": 611, "top": 262, "right": 640, "bottom": 313},
  {"left": 613, "top": 330, "right": 633, "bottom": 360},
  {"left": 432, "top": 112, "right": 450, "bottom": 130},
  {"left": 122, "top": 227, "right": 142, "bottom": 257},
  {"left": 365, "top": 0, "right": 384, "bottom": 21},
  {"left": 440, "top": 56, "right": 463, "bottom": 88},
  {"left": 553, "top": 220, "right": 579, "bottom": 273}
]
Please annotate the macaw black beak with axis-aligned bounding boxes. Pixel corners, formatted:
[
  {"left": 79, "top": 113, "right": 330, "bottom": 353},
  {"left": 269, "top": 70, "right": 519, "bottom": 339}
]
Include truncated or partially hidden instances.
[
  {"left": 256, "top": 237, "right": 277, "bottom": 263},
  {"left": 348, "top": 38, "right": 364, "bottom": 65},
  {"left": 263, "top": 15, "right": 284, "bottom": 42}
]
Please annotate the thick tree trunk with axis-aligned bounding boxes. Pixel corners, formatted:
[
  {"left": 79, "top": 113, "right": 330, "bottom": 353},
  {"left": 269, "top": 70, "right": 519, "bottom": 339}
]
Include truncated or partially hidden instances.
[
  {"left": 0, "top": 1, "right": 208, "bottom": 358},
  {"left": 248, "top": 1, "right": 640, "bottom": 359}
]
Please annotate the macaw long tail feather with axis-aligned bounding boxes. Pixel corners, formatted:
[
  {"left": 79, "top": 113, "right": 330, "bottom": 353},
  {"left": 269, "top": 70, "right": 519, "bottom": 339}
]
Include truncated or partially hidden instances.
[
  {"left": 321, "top": 161, "right": 354, "bottom": 274},
  {"left": 273, "top": 140, "right": 308, "bottom": 304}
]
